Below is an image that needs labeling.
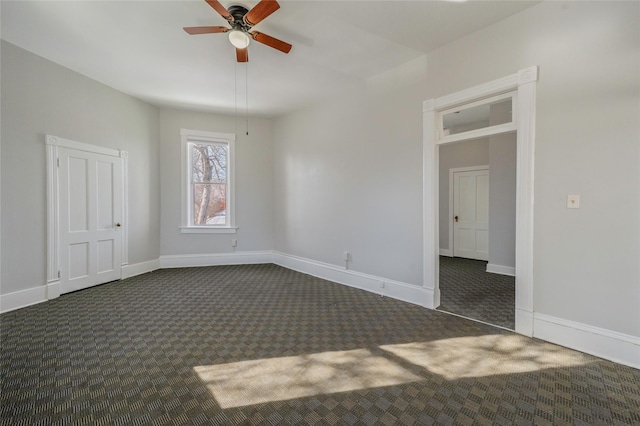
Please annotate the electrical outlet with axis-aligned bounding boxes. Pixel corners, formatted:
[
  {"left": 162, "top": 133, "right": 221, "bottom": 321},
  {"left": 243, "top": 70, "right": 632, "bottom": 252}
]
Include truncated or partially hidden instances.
[
  {"left": 567, "top": 195, "right": 580, "bottom": 209},
  {"left": 231, "top": 239, "right": 237, "bottom": 247},
  {"left": 343, "top": 251, "right": 350, "bottom": 261}
]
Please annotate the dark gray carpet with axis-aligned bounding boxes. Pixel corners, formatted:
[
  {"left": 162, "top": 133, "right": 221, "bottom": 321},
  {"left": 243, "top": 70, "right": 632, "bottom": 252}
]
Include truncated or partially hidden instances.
[
  {"left": 438, "top": 256, "right": 515, "bottom": 330},
  {"left": 1, "top": 264, "right": 639, "bottom": 425}
]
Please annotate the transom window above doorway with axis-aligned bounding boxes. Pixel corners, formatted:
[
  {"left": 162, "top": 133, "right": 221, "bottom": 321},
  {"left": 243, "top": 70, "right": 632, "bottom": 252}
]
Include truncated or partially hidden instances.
[{"left": 437, "top": 92, "right": 517, "bottom": 144}]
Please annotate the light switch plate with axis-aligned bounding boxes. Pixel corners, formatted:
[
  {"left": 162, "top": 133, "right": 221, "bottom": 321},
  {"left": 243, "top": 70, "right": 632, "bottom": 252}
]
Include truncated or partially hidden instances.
[{"left": 567, "top": 195, "right": 580, "bottom": 209}]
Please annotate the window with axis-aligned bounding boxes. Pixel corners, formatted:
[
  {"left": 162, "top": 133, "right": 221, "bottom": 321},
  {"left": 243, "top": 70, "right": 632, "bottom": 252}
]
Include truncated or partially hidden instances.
[
  {"left": 180, "top": 129, "right": 236, "bottom": 233},
  {"left": 437, "top": 91, "right": 517, "bottom": 144}
]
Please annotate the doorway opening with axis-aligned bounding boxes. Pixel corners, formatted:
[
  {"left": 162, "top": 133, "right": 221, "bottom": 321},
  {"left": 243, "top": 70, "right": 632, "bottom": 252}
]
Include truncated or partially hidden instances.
[
  {"left": 422, "top": 66, "right": 538, "bottom": 336},
  {"left": 437, "top": 135, "right": 516, "bottom": 330}
]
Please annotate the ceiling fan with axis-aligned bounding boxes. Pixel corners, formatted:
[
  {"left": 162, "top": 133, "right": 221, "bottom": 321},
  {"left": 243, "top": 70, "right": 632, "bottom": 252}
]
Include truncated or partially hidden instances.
[{"left": 184, "top": 0, "right": 292, "bottom": 62}]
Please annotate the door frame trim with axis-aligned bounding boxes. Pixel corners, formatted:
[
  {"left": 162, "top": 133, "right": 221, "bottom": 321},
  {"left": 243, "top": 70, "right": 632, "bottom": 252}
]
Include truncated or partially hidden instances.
[
  {"left": 45, "top": 135, "right": 128, "bottom": 298},
  {"left": 422, "top": 66, "right": 538, "bottom": 336},
  {"left": 448, "top": 165, "right": 489, "bottom": 259}
]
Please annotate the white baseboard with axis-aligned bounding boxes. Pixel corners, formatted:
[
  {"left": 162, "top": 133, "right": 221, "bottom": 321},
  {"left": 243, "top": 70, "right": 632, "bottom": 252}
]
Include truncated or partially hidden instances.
[
  {"left": 122, "top": 259, "right": 160, "bottom": 279},
  {"left": 0, "top": 281, "right": 59, "bottom": 314},
  {"left": 159, "top": 251, "right": 274, "bottom": 269},
  {"left": 534, "top": 313, "right": 640, "bottom": 369},
  {"left": 272, "top": 251, "right": 430, "bottom": 308},
  {"left": 439, "top": 249, "right": 452, "bottom": 257},
  {"left": 486, "top": 263, "right": 515, "bottom": 276},
  {"left": 0, "top": 286, "right": 46, "bottom": 313},
  {"left": 3, "top": 252, "right": 638, "bottom": 370}
]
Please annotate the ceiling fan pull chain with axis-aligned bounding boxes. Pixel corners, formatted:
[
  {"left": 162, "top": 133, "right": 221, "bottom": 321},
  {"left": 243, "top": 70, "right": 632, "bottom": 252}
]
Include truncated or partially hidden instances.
[
  {"left": 246, "top": 62, "right": 249, "bottom": 136},
  {"left": 235, "top": 62, "right": 239, "bottom": 136}
]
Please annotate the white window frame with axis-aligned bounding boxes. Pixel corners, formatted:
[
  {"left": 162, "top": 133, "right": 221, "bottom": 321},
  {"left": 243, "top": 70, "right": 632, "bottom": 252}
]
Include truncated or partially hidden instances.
[{"left": 180, "top": 129, "right": 237, "bottom": 234}]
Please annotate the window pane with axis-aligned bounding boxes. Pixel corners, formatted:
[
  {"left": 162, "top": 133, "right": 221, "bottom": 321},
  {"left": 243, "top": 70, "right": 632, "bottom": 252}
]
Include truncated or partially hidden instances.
[
  {"left": 193, "top": 183, "right": 226, "bottom": 225},
  {"left": 443, "top": 98, "right": 512, "bottom": 136},
  {"left": 190, "top": 143, "right": 228, "bottom": 226},
  {"left": 191, "top": 144, "right": 227, "bottom": 184}
]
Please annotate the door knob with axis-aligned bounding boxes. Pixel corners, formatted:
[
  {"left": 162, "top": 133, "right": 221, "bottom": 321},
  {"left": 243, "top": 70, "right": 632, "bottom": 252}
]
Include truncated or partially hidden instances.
[
  {"left": 454, "top": 216, "right": 459, "bottom": 222},
  {"left": 115, "top": 223, "right": 121, "bottom": 227}
]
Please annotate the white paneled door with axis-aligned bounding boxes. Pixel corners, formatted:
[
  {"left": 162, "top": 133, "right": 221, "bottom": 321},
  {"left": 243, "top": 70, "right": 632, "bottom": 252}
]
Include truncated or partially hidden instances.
[
  {"left": 453, "top": 169, "right": 489, "bottom": 261},
  {"left": 59, "top": 147, "right": 123, "bottom": 293}
]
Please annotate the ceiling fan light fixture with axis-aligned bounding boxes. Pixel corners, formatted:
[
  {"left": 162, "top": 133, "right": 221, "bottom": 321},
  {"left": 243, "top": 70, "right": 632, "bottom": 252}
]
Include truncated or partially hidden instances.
[{"left": 229, "top": 30, "right": 250, "bottom": 49}]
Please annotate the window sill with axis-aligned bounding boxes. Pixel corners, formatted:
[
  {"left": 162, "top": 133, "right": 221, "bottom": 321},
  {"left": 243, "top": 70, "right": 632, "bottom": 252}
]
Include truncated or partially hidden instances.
[{"left": 180, "top": 226, "right": 238, "bottom": 234}]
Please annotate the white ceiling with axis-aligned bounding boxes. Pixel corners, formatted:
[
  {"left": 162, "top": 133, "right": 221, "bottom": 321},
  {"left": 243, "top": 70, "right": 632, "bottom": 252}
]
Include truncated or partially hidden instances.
[{"left": 1, "top": 0, "right": 539, "bottom": 117}]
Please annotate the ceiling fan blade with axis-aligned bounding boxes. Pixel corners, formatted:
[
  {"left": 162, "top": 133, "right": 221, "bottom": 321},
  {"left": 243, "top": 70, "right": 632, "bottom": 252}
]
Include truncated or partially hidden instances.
[
  {"left": 236, "top": 47, "right": 249, "bottom": 63},
  {"left": 183, "top": 26, "right": 229, "bottom": 35},
  {"left": 251, "top": 31, "right": 292, "bottom": 54},
  {"left": 243, "top": 0, "right": 280, "bottom": 27},
  {"left": 205, "top": 0, "right": 234, "bottom": 22}
]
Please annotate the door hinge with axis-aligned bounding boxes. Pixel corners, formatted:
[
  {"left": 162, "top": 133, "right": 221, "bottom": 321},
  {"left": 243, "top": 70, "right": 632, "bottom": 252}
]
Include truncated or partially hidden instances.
[
  {"left": 58, "top": 271, "right": 61, "bottom": 279},
  {"left": 57, "top": 158, "right": 60, "bottom": 167}
]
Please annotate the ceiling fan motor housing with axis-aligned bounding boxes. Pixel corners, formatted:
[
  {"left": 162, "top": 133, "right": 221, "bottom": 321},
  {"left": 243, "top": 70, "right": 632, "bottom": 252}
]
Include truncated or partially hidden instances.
[{"left": 228, "top": 5, "right": 250, "bottom": 30}]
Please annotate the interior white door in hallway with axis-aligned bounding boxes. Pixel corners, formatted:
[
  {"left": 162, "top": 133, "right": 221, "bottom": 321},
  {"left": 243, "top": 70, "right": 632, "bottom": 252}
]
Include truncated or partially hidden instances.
[
  {"left": 59, "top": 147, "right": 123, "bottom": 294},
  {"left": 453, "top": 168, "right": 489, "bottom": 261}
]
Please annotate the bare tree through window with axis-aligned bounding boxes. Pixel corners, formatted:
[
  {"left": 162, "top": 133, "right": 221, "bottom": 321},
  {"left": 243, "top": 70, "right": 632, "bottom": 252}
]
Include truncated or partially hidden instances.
[{"left": 191, "top": 143, "right": 227, "bottom": 225}]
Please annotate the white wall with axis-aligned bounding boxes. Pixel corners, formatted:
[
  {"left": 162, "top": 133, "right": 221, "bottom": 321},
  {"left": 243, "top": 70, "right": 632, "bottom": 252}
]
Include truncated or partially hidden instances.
[
  {"left": 438, "top": 139, "right": 489, "bottom": 252},
  {"left": 488, "top": 102, "right": 516, "bottom": 271},
  {"left": 158, "top": 108, "right": 274, "bottom": 256},
  {"left": 273, "top": 58, "right": 427, "bottom": 286},
  {"left": 0, "top": 41, "right": 161, "bottom": 295},
  {"left": 273, "top": 1, "right": 640, "bottom": 340},
  {"left": 0, "top": 6, "right": 3, "bottom": 297}
]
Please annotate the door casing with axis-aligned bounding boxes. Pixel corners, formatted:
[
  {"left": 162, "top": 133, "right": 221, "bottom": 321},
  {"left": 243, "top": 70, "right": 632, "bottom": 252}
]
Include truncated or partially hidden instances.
[
  {"left": 423, "top": 66, "right": 538, "bottom": 337},
  {"left": 46, "top": 135, "right": 128, "bottom": 299}
]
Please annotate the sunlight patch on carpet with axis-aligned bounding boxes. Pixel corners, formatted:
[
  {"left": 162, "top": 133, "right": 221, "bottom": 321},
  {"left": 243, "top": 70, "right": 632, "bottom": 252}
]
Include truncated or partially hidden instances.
[
  {"left": 380, "top": 334, "right": 589, "bottom": 380},
  {"left": 194, "top": 348, "right": 422, "bottom": 408},
  {"left": 196, "top": 334, "right": 589, "bottom": 408}
]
